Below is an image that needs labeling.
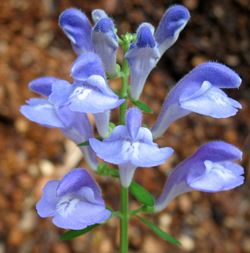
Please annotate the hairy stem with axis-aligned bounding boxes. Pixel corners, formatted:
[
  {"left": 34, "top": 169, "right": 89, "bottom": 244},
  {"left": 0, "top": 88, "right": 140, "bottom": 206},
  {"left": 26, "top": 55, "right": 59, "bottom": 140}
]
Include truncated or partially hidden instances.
[
  {"left": 120, "top": 186, "right": 129, "bottom": 253},
  {"left": 119, "top": 37, "right": 130, "bottom": 253},
  {"left": 119, "top": 59, "right": 129, "bottom": 124}
]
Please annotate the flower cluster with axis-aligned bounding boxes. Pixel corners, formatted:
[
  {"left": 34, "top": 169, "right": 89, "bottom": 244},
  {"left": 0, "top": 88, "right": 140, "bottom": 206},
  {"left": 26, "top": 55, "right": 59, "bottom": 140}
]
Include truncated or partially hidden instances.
[{"left": 21, "top": 4, "right": 244, "bottom": 239}]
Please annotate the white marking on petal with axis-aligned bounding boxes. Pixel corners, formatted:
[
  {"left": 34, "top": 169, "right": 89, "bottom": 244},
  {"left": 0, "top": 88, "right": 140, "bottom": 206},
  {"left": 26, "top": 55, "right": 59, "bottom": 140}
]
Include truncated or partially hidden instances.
[
  {"left": 204, "top": 160, "right": 235, "bottom": 180},
  {"left": 73, "top": 87, "right": 92, "bottom": 100},
  {"left": 56, "top": 194, "right": 80, "bottom": 218},
  {"left": 63, "top": 26, "right": 77, "bottom": 44},
  {"left": 35, "top": 103, "right": 54, "bottom": 110},
  {"left": 122, "top": 141, "right": 140, "bottom": 159},
  {"left": 207, "top": 89, "right": 230, "bottom": 106}
]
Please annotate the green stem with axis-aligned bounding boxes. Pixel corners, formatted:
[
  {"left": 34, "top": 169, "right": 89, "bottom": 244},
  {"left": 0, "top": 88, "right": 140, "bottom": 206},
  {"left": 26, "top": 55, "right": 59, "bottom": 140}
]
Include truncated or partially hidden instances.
[
  {"left": 120, "top": 186, "right": 129, "bottom": 253},
  {"left": 119, "top": 59, "right": 129, "bottom": 125},
  {"left": 119, "top": 38, "right": 130, "bottom": 253}
]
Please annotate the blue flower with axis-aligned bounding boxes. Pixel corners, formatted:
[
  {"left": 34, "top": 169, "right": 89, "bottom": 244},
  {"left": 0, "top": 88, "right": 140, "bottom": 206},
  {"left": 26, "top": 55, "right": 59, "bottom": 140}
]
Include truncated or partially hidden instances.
[
  {"left": 89, "top": 108, "right": 174, "bottom": 187},
  {"left": 151, "top": 62, "right": 242, "bottom": 139},
  {"left": 29, "top": 76, "right": 58, "bottom": 96},
  {"left": 125, "top": 23, "right": 160, "bottom": 100},
  {"left": 20, "top": 78, "right": 98, "bottom": 170},
  {"left": 21, "top": 53, "right": 124, "bottom": 139},
  {"left": 92, "top": 9, "right": 119, "bottom": 76},
  {"left": 70, "top": 52, "right": 123, "bottom": 137},
  {"left": 59, "top": 8, "right": 118, "bottom": 76},
  {"left": 71, "top": 52, "right": 106, "bottom": 80},
  {"left": 36, "top": 168, "right": 111, "bottom": 229},
  {"left": 68, "top": 74, "right": 124, "bottom": 137},
  {"left": 69, "top": 53, "right": 125, "bottom": 136},
  {"left": 154, "top": 141, "right": 244, "bottom": 212},
  {"left": 155, "top": 5, "right": 190, "bottom": 56},
  {"left": 125, "top": 5, "right": 190, "bottom": 100},
  {"left": 59, "top": 8, "right": 93, "bottom": 54},
  {"left": 68, "top": 75, "right": 124, "bottom": 114}
]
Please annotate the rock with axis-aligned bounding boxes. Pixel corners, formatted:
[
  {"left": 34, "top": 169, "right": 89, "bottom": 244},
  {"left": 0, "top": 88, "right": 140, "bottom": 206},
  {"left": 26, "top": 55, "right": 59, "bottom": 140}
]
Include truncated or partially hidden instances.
[
  {"left": 0, "top": 243, "right": 5, "bottom": 253},
  {"left": 99, "top": 238, "right": 113, "bottom": 253},
  {"left": 129, "top": 226, "right": 143, "bottom": 249},
  {"left": 15, "top": 118, "right": 29, "bottom": 133},
  {"left": 18, "top": 173, "right": 33, "bottom": 190},
  {"left": 158, "top": 214, "right": 172, "bottom": 231},
  {"left": 19, "top": 210, "right": 37, "bottom": 232},
  {"left": 178, "top": 195, "right": 192, "bottom": 214},
  {"left": 8, "top": 228, "right": 24, "bottom": 246},
  {"left": 179, "top": 234, "right": 195, "bottom": 251},
  {"left": 242, "top": 238, "right": 250, "bottom": 252},
  {"left": 191, "top": 55, "right": 207, "bottom": 67},
  {"left": 142, "top": 236, "right": 165, "bottom": 253},
  {"left": 39, "top": 159, "right": 54, "bottom": 176},
  {"left": 183, "top": 0, "right": 199, "bottom": 10},
  {"left": 64, "top": 140, "right": 83, "bottom": 169},
  {"left": 51, "top": 242, "right": 70, "bottom": 253}
]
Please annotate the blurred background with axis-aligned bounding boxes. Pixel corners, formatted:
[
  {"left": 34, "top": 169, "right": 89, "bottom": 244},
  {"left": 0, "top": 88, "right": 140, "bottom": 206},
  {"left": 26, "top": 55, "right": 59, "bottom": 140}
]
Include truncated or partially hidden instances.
[{"left": 0, "top": 0, "right": 250, "bottom": 252}]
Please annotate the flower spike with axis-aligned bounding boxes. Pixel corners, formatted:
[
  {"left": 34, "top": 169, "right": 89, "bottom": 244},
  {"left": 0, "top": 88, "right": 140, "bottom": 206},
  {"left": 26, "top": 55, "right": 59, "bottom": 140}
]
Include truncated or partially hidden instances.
[
  {"left": 21, "top": 4, "right": 246, "bottom": 241},
  {"left": 89, "top": 108, "right": 173, "bottom": 187},
  {"left": 151, "top": 62, "right": 242, "bottom": 139},
  {"left": 154, "top": 141, "right": 244, "bottom": 212},
  {"left": 36, "top": 168, "right": 111, "bottom": 229},
  {"left": 125, "top": 23, "right": 160, "bottom": 100},
  {"left": 155, "top": 5, "right": 190, "bottom": 56}
]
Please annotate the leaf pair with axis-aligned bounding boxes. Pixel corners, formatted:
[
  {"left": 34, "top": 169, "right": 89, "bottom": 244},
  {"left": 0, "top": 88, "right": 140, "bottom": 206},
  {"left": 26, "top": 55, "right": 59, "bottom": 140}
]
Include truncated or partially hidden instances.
[{"left": 61, "top": 216, "right": 180, "bottom": 246}]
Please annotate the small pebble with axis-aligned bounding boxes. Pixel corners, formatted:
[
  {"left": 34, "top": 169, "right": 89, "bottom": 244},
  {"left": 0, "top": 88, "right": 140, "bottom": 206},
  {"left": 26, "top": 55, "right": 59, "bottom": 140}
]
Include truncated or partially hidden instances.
[
  {"left": 142, "top": 236, "right": 165, "bottom": 253},
  {"left": 179, "top": 234, "right": 195, "bottom": 251},
  {"left": 158, "top": 214, "right": 172, "bottom": 231},
  {"left": 178, "top": 195, "right": 192, "bottom": 214},
  {"left": 0, "top": 243, "right": 5, "bottom": 253},
  {"left": 39, "top": 159, "right": 54, "bottom": 176},
  {"left": 19, "top": 210, "right": 37, "bottom": 232},
  {"left": 242, "top": 238, "right": 250, "bottom": 252}
]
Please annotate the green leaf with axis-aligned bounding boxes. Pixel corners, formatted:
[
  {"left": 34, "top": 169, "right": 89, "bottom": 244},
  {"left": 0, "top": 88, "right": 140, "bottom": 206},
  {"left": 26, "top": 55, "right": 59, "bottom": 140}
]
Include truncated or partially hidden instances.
[
  {"left": 109, "top": 122, "right": 116, "bottom": 131},
  {"left": 131, "top": 100, "right": 153, "bottom": 113},
  {"left": 115, "top": 63, "right": 121, "bottom": 73},
  {"left": 97, "top": 163, "right": 119, "bottom": 178},
  {"left": 77, "top": 140, "right": 89, "bottom": 147},
  {"left": 107, "top": 167, "right": 119, "bottom": 177},
  {"left": 60, "top": 224, "right": 100, "bottom": 241},
  {"left": 137, "top": 216, "right": 181, "bottom": 246},
  {"left": 130, "top": 182, "right": 155, "bottom": 206}
]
